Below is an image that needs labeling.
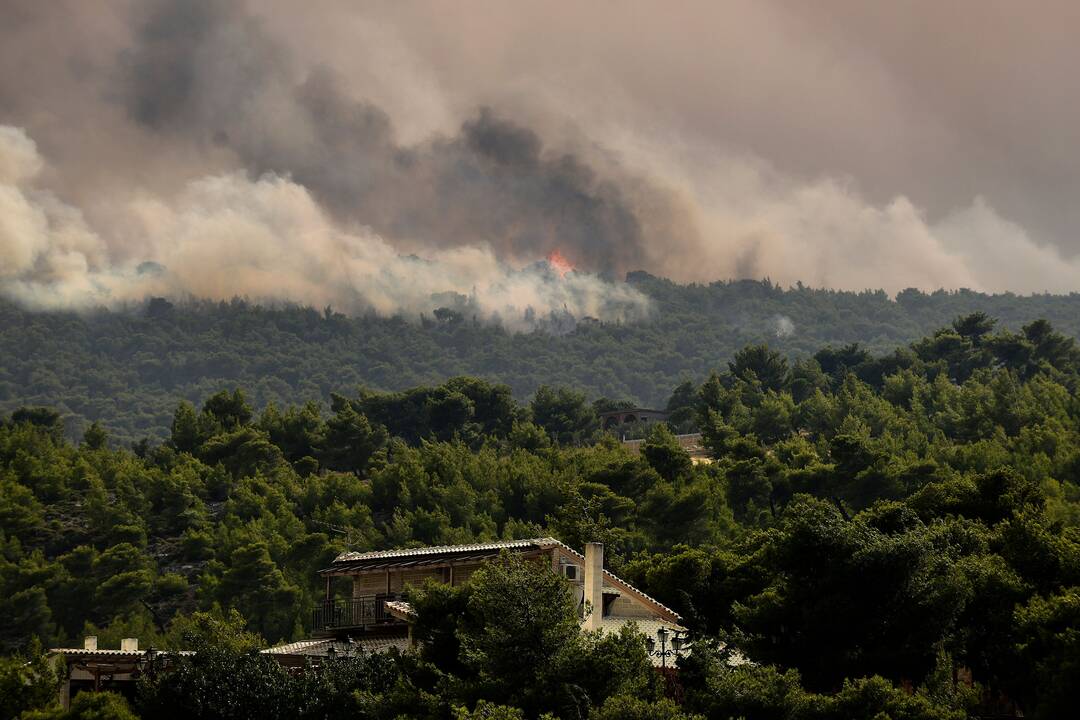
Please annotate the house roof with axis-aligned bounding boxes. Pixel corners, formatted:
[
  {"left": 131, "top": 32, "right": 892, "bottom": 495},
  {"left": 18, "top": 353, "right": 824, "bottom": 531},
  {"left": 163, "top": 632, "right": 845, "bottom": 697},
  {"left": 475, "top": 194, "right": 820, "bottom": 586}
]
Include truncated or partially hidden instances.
[
  {"left": 384, "top": 600, "right": 417, "bottom": 621},
  {"left": 597, "top": 408, "right": 668, "bottom": 417},
  {"left": 323, "top": 537, "right": 681, "bottom": 623},
  {"left": 590, "top": 617, "right": 687, "bottom": 667},
  {"left": 263, "top": 635, "right": 408, "bottom": 657},
  {"left": 49, "top": 648, "right": 195, "bottom": 663},
  {"left": 329, "top": 537, "right": 561, "bottom": 565}
]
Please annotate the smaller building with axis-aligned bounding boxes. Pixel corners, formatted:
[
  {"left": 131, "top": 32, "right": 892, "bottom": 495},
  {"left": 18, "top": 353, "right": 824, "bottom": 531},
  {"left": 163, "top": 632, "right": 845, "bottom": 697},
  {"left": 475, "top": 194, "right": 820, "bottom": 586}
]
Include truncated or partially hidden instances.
[
  {"left": 621, "top": 432, "right": 712, "bottom": 464},
  {"left": 598, "top": 408, "right": 669, "bottom": 430},
  {"left": 48, "top": 637, "right": 193, "bottom": 709}
]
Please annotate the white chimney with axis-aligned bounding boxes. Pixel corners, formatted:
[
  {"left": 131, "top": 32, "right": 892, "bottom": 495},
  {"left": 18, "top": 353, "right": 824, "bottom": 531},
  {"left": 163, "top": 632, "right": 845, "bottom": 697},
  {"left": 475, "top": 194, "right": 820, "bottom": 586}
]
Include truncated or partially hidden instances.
[
  {"left": 84, "top": 636, "right": 97, "bottom": 651},
  {"left": 584, "top": 542, "right": 604, "bottom": 631},
  {"left": 120, "top": 638, "right": 139, "bottom": 653}
]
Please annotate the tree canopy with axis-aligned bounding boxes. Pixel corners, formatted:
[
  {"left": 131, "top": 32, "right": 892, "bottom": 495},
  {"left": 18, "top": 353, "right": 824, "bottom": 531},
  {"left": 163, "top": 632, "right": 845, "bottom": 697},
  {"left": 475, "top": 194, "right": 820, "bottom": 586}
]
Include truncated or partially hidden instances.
[{"left": 3, "top": 312, "right": 1080, "bottom": 717}]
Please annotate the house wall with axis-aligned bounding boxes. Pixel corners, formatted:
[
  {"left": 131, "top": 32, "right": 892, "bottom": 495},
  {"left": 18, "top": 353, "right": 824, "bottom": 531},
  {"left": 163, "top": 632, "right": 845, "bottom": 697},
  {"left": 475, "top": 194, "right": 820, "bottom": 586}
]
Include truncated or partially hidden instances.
[
  {"left": 353, "top": 574, "right": 385, "bottom": 597},
  {"left": 452, "top": 565, "right": 480, "bottom": 584},
  {"left": 608, "top": 595, "right": 655, "bottom": 618},
  {"left": 349, "top": 562, "right": 489, "bottom": 597},
  {"left": 401, "top": 568, "right": 447, "bottom": 588},
  {"left": 548, "top": 545, "right": 666, "bottom": 621}
]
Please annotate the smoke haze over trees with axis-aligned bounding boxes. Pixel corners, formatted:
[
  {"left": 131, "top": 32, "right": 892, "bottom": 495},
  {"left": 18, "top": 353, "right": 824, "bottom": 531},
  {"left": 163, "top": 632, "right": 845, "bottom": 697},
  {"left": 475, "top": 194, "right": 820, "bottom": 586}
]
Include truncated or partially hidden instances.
[
  {"left": 3, "top": 277, "right": 1080, "bottom": 446},
  {"left": 4, "top": 0, "right": 1080, "bottom": 320}
]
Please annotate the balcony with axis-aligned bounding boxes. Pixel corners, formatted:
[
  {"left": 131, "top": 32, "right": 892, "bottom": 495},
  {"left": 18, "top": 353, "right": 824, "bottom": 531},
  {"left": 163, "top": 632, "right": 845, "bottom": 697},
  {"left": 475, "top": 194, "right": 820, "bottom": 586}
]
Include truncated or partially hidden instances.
[{"left": 311, "top": 594, "right": 402, "bottom": 635}]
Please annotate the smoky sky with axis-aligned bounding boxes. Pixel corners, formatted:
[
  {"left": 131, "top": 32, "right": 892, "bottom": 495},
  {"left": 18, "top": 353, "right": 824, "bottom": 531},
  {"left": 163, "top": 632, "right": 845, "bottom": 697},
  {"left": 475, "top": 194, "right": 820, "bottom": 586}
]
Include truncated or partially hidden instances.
[
  {"left": 113, "top": 0, "right": 655, "bottom": 275},
  {"left": 2, "top": 0, "right": 1080, "bottom": 304}
]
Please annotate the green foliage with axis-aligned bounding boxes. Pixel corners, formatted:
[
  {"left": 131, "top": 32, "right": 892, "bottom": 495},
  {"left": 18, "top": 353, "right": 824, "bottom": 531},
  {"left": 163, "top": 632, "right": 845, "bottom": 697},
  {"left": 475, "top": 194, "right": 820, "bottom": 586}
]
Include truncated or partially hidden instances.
[
  {"left": 2, "top": 312, "right": 1080, "bottom": 717},
  {"left": 3, "top": 285, "right": 1080, "bottom": 446},
  {"left": 730, "top": 344, "right": 790, "bottom": 392},
  {"left": 641, "top": 425, "right": 692, "bottom": 483},
  {"left": 592, "top": 695, "right": 702, "bottom": 720},
  {"left": 451, "top": 701, "right": 526, "bottom": 720},
  {"left": 23, "top": 692, "right": 138, "bottom": 720},
  {"left": 410, "top": 554, "right": 660, "bottom": 718},
  {"left": 802, "top": 676, "right": 965, "bottom": 720},
  {"left": 163, "top": 609, "right": 264, "bottom": 653},
  {"left": 0, "top": 640, "right": 59, "bottom": 720},
  {"left": 530, "top": 386, "right": 597, "bottom": 445},
  {"left": 1010, "top": 587, "right": 1080, "bottom": 719}
]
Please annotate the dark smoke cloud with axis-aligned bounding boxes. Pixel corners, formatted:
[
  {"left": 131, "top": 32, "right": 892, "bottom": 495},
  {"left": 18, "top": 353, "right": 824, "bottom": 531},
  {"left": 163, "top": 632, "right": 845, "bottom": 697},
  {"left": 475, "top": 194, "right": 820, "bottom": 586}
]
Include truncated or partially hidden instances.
[
  {"left": 117, "top": 0, "right": 657, "bottom": 275},
  {"left": 2, "top": 0, "right": 1080, "bottom": 306}
]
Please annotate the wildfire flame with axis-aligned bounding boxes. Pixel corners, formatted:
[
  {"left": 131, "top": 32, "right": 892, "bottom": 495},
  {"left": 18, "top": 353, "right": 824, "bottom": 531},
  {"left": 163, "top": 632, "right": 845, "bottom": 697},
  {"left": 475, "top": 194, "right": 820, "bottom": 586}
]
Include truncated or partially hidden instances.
[{"left": 546, "top": 249, "right": 574, "bottom": 278}]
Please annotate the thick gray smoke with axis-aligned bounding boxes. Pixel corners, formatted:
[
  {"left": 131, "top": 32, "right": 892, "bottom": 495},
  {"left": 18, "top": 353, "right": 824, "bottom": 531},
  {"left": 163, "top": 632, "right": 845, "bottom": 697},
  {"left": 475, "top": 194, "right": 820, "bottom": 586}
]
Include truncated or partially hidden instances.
[
  {"left": 120, "top": 0, "right": 656, "bottom": 276},
  {"left": 116, "top": 0, "right": 662, "bottom": 275},
  {"left": 0, "top": 0, "right": 668, "bottom": 326},
  {"left": 0, "top": 125, "right": 650, "bottom": 329},
  {"left": 2, "top": 0, "right": 1080, "bottom": 317}
]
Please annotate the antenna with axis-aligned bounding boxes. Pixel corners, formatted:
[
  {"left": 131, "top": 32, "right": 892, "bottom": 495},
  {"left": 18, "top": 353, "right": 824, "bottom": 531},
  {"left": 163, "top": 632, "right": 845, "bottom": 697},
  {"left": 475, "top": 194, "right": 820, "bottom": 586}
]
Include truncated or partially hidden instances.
[{"left": 312, "top": 519, "right": 363, "bottom": 551}]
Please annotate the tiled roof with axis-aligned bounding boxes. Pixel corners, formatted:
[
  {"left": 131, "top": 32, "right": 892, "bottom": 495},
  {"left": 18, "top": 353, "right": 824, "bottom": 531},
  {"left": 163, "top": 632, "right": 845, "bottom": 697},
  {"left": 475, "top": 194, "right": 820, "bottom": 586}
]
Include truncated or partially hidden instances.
[
  {"left": 263, "top": 635, "right": 409, "bottom": 656},
  {"left": 591, "top": 617, "right": 686, "bottom": 636},
  {"left": 589, "top": 617, "right": 687, "bottom": 667},
  {"left": 384, "top": 600, "right": 416, "bottom": 619},
  {"left": 331, "top": 538, "right": 560, "bottom": 563},
  {"left": 50, "top": 649, "right": 194, "bottom": 657},
  {"left": 589, "top": 617, "right": 747, "bottom": 667}
]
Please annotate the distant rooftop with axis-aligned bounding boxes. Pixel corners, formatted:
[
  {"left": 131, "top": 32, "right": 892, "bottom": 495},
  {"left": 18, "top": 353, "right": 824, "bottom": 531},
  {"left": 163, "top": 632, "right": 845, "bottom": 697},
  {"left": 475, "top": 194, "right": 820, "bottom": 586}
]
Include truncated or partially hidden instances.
[{"left": 597, "top": 407, "right": 668, "bottom": 417}]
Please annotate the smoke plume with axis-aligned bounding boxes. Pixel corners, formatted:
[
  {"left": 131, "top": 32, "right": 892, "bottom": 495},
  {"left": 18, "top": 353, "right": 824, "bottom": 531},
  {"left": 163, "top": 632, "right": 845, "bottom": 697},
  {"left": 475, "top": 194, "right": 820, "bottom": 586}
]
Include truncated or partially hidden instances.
[
  {"left": 2, "top": 0, "right": 1080, "bottom": 321},
  {"left": 0, "top": 126, "right": 649, "bottom": 329},
  {"left": 773, "top": 315, "right": 796, "bottom": 338}
]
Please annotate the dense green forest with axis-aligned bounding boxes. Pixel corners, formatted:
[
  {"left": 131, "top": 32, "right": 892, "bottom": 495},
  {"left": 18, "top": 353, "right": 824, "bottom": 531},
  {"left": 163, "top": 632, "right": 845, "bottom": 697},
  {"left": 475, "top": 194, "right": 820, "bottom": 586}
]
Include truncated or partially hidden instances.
[
  {"left": 4, "top": 276, "right": 1080, "bottom": 446},
  {"left": 3, "top": 311, "right": 1080, "bottom": 718}
]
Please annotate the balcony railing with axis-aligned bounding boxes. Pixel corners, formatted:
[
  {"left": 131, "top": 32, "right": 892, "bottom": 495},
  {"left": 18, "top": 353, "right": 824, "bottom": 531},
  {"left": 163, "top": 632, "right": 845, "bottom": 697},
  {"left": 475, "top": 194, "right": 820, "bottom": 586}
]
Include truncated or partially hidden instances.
[{"left": 311, "top": 594, "right": 400, "bottom": 634}]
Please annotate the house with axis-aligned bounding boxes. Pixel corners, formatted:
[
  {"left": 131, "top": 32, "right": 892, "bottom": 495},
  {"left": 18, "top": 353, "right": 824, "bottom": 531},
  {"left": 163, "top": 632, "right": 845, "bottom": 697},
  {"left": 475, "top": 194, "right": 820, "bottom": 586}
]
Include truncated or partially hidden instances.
[
  {"left": 49, "top": 538, "right": 689, "bottom": 709},
  {"left": 267, "top": 538, "right": 688, "bottom": 667}
]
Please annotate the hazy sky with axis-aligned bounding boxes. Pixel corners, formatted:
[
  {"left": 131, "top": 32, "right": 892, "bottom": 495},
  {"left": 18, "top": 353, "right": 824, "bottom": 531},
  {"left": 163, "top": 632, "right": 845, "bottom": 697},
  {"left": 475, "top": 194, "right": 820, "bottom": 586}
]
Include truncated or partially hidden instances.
[{"left": 2, "top": 0, "right": 1079, "bottom": 314}]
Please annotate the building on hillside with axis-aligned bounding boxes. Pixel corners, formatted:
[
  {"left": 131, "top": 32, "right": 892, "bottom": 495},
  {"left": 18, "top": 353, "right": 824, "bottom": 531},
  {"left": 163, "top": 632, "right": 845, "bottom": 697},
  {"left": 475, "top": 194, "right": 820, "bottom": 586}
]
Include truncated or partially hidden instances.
[
  {"left": 48, "top": 637, "right": 193, "bottom": 709},
  {"left": 49, "top": 539, "right": 693, "bottom": 709},
  {"left": 266, "top": 538, "right": 689, "bottom": 667},
  {"left": 598, "top": 408, "right": 669, "bottom": 430},
  {"left": 621, "top": 431, "right": 713, "bottom": 464}
]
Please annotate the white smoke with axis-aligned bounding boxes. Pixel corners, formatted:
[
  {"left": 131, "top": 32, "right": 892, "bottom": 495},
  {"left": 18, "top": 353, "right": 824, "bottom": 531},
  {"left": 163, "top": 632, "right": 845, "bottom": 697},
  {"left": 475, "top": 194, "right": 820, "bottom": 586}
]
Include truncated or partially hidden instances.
[
  {"left": 610, "top": 131, "right": 1080, "bottom": 294},
  {"left": 773, "top": 314, "right": 795, "bottom": 338},
  {"left": 0, "top": 125, "right": 651, "bottom": 330},
  {"left": 0, "top": 127, "right": 110, "bottom": 306}
]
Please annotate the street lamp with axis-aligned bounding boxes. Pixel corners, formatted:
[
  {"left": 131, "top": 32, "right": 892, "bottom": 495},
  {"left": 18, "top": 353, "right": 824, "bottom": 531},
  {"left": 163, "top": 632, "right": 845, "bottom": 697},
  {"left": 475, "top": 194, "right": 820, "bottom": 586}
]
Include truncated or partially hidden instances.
[
  {"left": 137, "top": 647, "right": 158, "bottom": 679},
  {"left": 645, "top": 627, "right": 690, "bottom": 669}
]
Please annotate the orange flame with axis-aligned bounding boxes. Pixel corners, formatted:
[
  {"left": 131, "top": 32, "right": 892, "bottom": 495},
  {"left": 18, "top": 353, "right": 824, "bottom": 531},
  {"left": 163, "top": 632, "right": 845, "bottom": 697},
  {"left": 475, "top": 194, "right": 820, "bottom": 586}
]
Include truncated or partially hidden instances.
[{"left": 546, "top": 249, "right": 574, "bottom": 278}]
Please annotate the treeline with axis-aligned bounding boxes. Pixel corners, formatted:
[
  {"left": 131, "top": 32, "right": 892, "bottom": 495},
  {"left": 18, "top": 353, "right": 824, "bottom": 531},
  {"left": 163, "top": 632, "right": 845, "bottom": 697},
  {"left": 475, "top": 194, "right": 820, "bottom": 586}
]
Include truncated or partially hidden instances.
[
  {"left": 2, "top": 312, "right": 1080, "bottom": 717},
  {"left": 3, "top": 276, "right": 1080, "bottom": 445}
]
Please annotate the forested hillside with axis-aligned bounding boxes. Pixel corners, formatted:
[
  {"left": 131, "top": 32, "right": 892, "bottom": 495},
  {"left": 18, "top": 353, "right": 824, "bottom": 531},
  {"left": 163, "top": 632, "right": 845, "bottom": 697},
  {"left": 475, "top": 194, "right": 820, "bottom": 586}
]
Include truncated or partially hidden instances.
[
  {"left": 3, "top": 313, "right": 1080, "bottom": 718},
  {"left": 4, "top": 276, "right": 1080, "bottom": 445}
]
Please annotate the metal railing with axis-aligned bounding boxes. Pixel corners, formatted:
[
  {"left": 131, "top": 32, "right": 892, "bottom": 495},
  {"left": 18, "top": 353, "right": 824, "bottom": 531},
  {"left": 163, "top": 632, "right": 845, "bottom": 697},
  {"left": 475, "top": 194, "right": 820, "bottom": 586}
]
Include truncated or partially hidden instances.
[{"left": 311, "top": 595, "right": 398, "bottom": 632}]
